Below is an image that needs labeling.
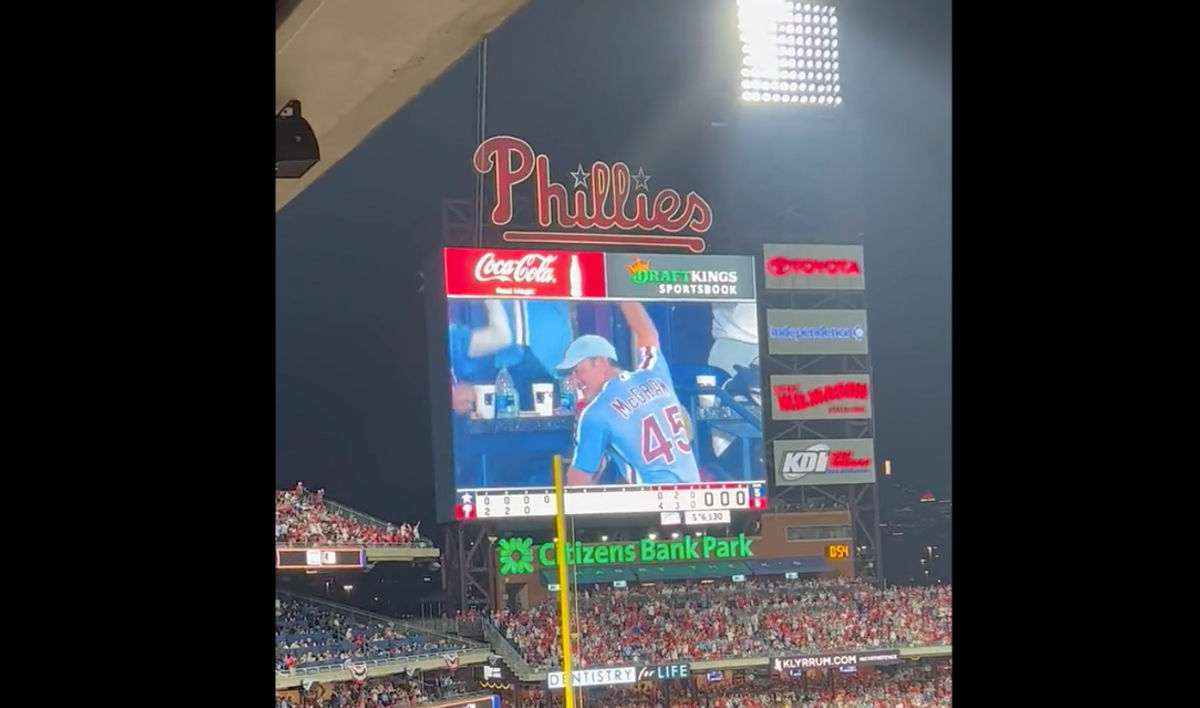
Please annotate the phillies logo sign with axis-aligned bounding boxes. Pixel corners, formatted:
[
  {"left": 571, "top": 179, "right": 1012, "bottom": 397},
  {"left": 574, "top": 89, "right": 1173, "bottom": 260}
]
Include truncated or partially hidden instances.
[
  {"left": 473, "top": 135, "right": 713, "bottom": 253},
  {"left": 474, "top": 252, "right": 558, "bottom": 284}
]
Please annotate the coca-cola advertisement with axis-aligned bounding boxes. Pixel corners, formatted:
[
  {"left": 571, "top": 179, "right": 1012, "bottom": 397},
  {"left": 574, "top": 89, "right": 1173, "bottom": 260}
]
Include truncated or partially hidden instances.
[
  {"left": 439, "top": 248, "right": 767, "bottom": 510},
  {"left": 444, "top": 248, "right": 607, "bottom": 300}
]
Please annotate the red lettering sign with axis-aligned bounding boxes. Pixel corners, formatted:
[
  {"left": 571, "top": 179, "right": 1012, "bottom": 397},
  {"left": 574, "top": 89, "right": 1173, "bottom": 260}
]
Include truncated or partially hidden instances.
[
  {"left": 773, "top": 382, "right": 870, "bottom": 412},
  {"left": 829, "top": 451, "right": 871, "bottom": 469},
  {"left": 443, "top": 247, "right": 608, "bottom": 300},
  {"left": 766, "top": 258, "right": 862, "bottom": 278},
  {"left": 472, "top": 136, "right": 712, "bottom": 252}
]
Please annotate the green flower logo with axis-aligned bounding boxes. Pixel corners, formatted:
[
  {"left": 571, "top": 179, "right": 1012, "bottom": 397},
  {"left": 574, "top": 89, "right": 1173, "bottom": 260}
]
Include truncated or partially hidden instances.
[{"left": 497, "top": 537, "right": 535, "bottom": 575}]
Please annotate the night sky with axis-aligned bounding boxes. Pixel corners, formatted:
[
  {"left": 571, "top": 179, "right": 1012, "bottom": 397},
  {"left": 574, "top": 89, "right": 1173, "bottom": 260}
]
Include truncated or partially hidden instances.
[{"left": 275, "top": 0, "right": 951, "bottom": 532}]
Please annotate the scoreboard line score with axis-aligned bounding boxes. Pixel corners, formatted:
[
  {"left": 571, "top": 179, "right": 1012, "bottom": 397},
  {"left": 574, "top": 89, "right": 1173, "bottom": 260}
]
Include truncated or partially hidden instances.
[{"left": 457, "top": 482, "right": 767, "bottom": 519}]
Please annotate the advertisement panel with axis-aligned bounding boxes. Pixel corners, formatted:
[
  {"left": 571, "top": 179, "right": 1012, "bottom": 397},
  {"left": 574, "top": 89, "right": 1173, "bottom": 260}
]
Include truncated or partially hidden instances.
[
  {"left": 275, "top": 547, "right": 366, "bottom": 571},
  {"left": 604, "top": 253, "right": 757, "bottom": 301},
  {"left": 766, "top": 309, "right": 869, "bottom": 356},
  {"left": 773, "top": 438, "right": 877, "bottom": 485},
  {"left": 496, "top": 534, "right": 754, "bottom": 575},
  {"left": 769, "top": 374, "right": 872, "bottom": 421},
  {"left": 772, "top": 651, "right": 899, "bottom": 673},
  {"left": 443, "top": 248, "right": 607, "bottom": 300},
  {"left": 547, "top": 663, "right": 690, "bottom": 690},
  {"left": 763, "top": 244, "right": 865, "bottom": 291},
  {"left": 441, "top": 247, "right": 766, "bottom": 520}
]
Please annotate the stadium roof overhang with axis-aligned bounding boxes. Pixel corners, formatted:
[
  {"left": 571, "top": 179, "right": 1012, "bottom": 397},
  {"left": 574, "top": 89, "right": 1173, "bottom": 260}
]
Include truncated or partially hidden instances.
[{"left": 275, "top": 0, "right": 530, "bottom": 212}]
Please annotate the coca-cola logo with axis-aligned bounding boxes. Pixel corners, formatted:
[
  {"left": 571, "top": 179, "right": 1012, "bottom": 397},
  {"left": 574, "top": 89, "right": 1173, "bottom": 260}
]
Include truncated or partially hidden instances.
[
  {"left": 473, "top": 252, "right": 559, "bottom": 284},
  {"left": 767, "top": 257, "right": 861, "bottom": 277}
]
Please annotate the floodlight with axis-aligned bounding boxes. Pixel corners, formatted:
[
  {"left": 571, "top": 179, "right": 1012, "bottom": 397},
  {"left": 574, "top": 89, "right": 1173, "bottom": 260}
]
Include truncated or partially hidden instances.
[{"left": 737, "top": 1, "right": 842, "bottom": 106}]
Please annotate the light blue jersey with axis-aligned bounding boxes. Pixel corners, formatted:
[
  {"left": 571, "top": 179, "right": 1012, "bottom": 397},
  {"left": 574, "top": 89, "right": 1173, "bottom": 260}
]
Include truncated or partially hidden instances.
[{"left": 571, "top": 346, "right": 700, "bottom": 484}]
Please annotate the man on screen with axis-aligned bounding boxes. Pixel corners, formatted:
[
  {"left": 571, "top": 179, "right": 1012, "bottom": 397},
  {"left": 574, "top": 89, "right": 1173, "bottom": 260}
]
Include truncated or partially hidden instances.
[
  {"left": 556, "top": 302, "right": 700, "bottom": 486},
  {"left": 448, "top": 299, "right": 570, "bottom": 415}
]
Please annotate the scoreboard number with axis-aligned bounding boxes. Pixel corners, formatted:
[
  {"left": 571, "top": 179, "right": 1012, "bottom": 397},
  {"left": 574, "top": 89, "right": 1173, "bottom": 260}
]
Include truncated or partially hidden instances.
[{"left": 464, "top": 484, "right": 760, "bottom": 518}]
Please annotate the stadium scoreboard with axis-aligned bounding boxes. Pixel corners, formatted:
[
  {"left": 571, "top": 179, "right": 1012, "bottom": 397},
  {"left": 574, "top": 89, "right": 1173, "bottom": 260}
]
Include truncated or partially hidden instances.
[
  {"left": 275, "top": 547, "right": 366, "bottom": 570},
  {"left": 430, "top": 246, "right": 769, "bottom": 523},
  {"left": 460, "top": 482, "right": 767, "bottom": 519}
]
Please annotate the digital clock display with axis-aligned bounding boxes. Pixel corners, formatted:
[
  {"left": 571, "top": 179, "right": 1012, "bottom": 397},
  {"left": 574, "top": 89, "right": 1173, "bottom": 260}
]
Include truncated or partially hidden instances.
[{"left": 826, "top": 543, "right": 851, "bottom": 560}]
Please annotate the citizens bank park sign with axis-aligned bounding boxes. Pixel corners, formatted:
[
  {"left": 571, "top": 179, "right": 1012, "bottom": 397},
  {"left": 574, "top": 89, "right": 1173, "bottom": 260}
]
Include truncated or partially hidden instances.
[
  {"left": 473, "top": 136, "right": 713, "bottom": 253},
  {"left": 496, "top": 534, "right": 754, "bottom": 576}
]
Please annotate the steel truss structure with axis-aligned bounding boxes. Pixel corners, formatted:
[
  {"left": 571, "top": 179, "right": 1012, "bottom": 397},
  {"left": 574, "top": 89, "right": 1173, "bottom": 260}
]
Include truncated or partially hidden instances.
[
  {"left": 441, "top": 521, "right": 499, "bottom": 612},
  {"left": 759, "top": 286, "right": 882, "bottom": 585},
  {"left": 439, "top": 119, "right": 877, "bottom": 600}
]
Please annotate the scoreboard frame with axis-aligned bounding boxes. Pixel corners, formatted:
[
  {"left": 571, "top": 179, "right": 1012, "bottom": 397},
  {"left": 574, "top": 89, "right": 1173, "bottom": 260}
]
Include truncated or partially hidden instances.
[
  {"left": 460, "top": 481, "right": 767, "bottom": 520},
  {"left": 275, "top": 547, "right": 366, "bottom": 571}
]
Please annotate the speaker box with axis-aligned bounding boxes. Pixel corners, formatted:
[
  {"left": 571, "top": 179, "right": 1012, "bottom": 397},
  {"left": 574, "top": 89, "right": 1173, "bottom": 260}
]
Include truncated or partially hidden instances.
[{"left": 276, "top": 104, "right": 319, "bottom": 179}]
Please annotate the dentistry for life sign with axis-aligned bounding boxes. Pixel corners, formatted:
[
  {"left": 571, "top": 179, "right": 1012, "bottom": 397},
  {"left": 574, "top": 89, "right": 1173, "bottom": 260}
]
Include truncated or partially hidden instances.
[{"left": 546, "top": 663, "right": 691, "bottom": 689}]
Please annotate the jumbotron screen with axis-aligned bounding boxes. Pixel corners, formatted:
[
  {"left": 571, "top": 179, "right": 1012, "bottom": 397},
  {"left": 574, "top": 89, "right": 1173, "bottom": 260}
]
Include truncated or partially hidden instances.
[{"left": 440, "top": 247, "right": 768, "bottom": 519}]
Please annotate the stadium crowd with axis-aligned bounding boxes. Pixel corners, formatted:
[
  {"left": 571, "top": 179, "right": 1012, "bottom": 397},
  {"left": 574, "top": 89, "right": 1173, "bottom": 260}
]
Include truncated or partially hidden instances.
[
  {"left": 274, "top": 677, "right": 443, "bottom": 708},
  {"left": 276, "top": 483, "right": 425, "bottom": 546},
  {"left": 493, "top": 578, "right": 952, "bottom": 668},
  {"left": 276, "top": 597, "right": 469, "bottom": 671},
  {"left": 525, "top": 668, "right": 951, "bottom": 708}
]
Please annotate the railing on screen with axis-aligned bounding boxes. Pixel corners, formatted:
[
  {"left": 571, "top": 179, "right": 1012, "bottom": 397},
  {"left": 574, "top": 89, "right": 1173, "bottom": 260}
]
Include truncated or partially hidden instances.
[{"left": 678, "top": 384, "right": 763, "bottom": 429}]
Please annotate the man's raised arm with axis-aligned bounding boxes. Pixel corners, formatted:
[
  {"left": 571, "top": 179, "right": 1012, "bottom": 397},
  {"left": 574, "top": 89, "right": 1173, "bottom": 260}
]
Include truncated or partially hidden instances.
[
  {"left": 619, "top": 302, "right": 659, "bottom": 350},
  {"left": 467, "top": 300, "right": 512, "bottom": 357}
]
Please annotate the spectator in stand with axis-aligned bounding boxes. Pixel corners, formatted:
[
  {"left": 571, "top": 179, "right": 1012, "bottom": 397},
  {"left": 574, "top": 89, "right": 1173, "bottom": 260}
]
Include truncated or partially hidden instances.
[
  {"left": 538, "top": 667, "right": 951, "bottom": 708},
  {"left": 276, "top": 676, "right": 437, "bottom": 708},
  {"left": 275, "top": 597, "right": 469, "bottom": 670},
  {"left": 275, "top": 483, "right": 428, "bottom": 547},
  {"left": 493, "top": 577, "right": 951, "bottom": 668}
]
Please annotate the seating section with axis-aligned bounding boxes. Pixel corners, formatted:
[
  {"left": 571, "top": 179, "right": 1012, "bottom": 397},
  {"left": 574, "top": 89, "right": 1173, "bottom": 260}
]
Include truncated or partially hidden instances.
[
  {"left": 275, "top": 483, "right": 428, "bottom": 546},
  {"left": 276, "top": 597, "right": 469, "bottom": 671},
  {"left": 493, "top": 577, "right": 952, "bottom": 668}
]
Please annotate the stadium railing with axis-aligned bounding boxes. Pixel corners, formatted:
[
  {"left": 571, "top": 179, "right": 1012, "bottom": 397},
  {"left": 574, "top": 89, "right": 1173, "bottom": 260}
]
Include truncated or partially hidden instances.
[
  {"left": 484, "top": 616, "right": 951, "bottom": 679},
  {"left": 482, "top": 619, "right": 539, "bottom": 682},
  {"left": 276, "top": 592, "right": 485, "bottom": 648},
  {"left": 322, "top": 498, "right": 400, "bottom": 530},
  {"left": 403, "top": 617, "right": 484, "bottom": 639},
  {"left": 424, "top": 692, "right": 497, "bottom": 708},
  {"left": 275, "top": 649, "right": 494, "bottom": 690},
  {"left": 275, "top": 596, "right": 493, "bottom": 689},
  {"left": 274, "top": 547, "right": 436, "bottom": 552}
]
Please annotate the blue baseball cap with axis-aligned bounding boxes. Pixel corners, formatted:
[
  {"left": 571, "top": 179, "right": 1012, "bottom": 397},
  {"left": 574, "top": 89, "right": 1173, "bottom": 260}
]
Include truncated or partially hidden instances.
[{"left": 555, "top": 334, "right": 618, "bottom": 373}]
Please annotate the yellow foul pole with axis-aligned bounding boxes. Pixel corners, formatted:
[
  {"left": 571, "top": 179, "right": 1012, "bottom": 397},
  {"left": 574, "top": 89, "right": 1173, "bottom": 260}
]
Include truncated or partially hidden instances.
[{"left": 552, "top": 454, "right": 575, "bottom": 708}]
